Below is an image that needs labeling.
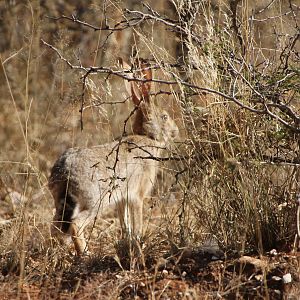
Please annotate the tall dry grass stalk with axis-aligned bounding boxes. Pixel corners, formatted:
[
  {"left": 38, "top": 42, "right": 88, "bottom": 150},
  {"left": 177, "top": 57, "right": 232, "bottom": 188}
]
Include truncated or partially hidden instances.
[{"left": 0, "top": 0, "right": 299, "bottom": 297}]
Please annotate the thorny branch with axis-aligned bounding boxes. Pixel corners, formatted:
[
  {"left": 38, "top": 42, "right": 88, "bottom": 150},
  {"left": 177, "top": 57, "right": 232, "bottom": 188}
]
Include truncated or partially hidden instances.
[
  {"left": 40, "top": 40, "right": 238, "bottom": 100},
  {"left": 42, "top": 36, "right": 300, "bottom": 133},
  {"left": 47, "top": 14, "right": 141, "bottom": 32},
  {"left": 43, "top": 1, "right": 299, "bottom": 136}
]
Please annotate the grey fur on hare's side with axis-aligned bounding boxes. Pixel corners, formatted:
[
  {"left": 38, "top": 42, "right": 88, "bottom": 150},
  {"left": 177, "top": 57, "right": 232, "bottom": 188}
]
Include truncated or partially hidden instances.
[{"left": 49, "top": 59, "right": 179, "bottom": 255}]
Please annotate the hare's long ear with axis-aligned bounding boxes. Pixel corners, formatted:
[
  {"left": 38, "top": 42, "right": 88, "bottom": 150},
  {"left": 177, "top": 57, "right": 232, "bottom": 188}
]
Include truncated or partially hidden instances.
[
  {"left": 130, "top": 59, "right": 152, "bottom": 107},
  {"left": 119, "top": 57, "right": 152, "bottom": 107},
  {"left": 131, "top": 81, "right": 143, "bottom": 107},
  {"left": 119, "top": 57, "right": 142, "bottom": 106},
  {"left": 139, "top": 59, "right": 152, "bottom": 104},
  {"left": 118, "top": 57, "right": 133, "bottom": 98}
]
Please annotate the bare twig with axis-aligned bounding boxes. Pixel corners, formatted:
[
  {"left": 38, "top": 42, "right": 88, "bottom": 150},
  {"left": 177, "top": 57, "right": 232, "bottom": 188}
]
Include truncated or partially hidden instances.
[
  {"left": 250, "top": 10, "right": 293, "bottom": 22},
  {"left": 42, "top": 38, "right": 300, "bottom": 133},
  {"left": 46, "top": 14, "right": 134, "bottom": 32},
  {"left": 125, "top": 8, "right": 203, "bottom": 45}
]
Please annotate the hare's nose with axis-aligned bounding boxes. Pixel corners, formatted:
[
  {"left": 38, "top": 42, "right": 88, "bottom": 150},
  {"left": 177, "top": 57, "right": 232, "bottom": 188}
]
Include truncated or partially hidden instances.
[{"left": 171, "top": 128, "right": 179, "bottom": 138}]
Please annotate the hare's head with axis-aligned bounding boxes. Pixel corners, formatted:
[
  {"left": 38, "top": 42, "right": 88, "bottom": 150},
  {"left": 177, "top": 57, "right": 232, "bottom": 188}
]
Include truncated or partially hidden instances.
[
  {"left": 123, "top": 59, "right": 179, "bottom": 143},
  {"left": 139, "top": 103, "right": 178, "bottom": 143}
]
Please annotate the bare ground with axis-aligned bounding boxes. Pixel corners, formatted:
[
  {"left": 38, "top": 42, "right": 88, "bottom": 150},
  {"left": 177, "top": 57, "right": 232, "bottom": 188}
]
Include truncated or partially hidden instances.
[{"left": 0, "top": 240, "right": 299, "bottom": 299}]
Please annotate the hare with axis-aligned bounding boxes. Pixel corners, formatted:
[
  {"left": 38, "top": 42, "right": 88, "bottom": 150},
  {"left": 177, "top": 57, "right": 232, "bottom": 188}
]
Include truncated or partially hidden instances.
[{"left": 49, "top": 59, "right": 179, "bottom": 255}]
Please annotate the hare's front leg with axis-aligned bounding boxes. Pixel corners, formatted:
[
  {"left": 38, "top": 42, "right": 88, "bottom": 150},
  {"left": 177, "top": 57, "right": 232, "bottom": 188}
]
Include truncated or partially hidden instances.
[{"left": 117, "top": 199, "right": 143, "bottom": 239}]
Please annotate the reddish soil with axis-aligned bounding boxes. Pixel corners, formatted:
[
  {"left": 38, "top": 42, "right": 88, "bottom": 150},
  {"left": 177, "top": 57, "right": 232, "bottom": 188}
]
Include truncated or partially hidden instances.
[{"left": 1, "top": 248, "right": 299, "bottom": 299}]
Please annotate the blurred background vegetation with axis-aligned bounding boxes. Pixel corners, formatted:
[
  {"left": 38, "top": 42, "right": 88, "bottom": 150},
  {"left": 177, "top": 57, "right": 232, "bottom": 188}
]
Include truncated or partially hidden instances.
[{"left": 0, "top": 0, "right": 299, "bottom": 296}]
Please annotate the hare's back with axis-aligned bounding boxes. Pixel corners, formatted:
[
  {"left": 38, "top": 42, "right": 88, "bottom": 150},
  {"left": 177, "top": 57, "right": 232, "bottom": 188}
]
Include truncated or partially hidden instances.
[
  {"left": 49, "top": 137, "right": 160, "bottom": 197},
  {"left": 51, "top": 146, "right": 114, "bottom": 183}
]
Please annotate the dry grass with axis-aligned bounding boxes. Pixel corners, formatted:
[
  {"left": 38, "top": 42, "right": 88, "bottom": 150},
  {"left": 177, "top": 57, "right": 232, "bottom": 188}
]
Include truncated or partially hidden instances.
[{"left": 0, "top": 0, "right": 300, "bottom": 298}]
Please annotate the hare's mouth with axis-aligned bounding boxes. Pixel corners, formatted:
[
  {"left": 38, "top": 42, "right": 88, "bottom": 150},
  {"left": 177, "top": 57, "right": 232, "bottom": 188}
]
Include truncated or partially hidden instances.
[{"left": 170, "top": 129, "right": 179, "bottom": 139}]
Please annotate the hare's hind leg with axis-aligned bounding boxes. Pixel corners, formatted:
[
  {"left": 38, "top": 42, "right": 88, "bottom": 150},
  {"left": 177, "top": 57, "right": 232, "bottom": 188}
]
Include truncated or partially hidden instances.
[
  {"left": 51, "top": 192, "right": 76, "bottom": 247},
  {"left": 51, "top": 215, "right": 72, "bottom": 247},
  {"left": 50, "top": 191, "right": 89, "bottom": 255},
  {"left": 69, "top": 223, "right": 87, "bottom": 255},
  {"left": 70, "top": 210, "right": 92, "bottom": 255},
  {"left": 51, "top": 217, "right": 88, "bottom": 255}
]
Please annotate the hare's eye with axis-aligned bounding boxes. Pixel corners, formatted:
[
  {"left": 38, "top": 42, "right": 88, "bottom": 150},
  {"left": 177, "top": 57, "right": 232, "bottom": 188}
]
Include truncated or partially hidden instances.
[{"left": 161, "top": 114, "right": 168, "bottom": 121}]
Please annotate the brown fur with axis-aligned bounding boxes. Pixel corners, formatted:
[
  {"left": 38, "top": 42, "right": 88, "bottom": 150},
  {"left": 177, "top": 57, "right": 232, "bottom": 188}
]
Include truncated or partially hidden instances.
[{"left": 49, "top": 60, "right": 178, "bottom": 255}]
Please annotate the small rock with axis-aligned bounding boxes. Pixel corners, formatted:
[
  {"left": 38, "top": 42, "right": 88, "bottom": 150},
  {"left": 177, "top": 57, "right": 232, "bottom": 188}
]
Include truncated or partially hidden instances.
[
  {"left": 278, "top": 202, "right": 287, "bottom": 211},
  {"left": 272, "top": 276, "right": 282, "bottom": 281},
  {"left": 274, "top": 289, "right": 281, "bottom": 295},
  {"left": 270, "top": 249, "right": 278, "bottom": 256},
  {"left": 282, "top": 273, "right": 292, "bottom": 284},
  {"left": 254, "top": 274, "right": 263, "bottom": 281},
  {"left": 182, "top": 271, "right": 187, "bottom": 277},
  {"left": 162, "top": 270, "right": 168, "bottom": 277},
  {"left": 200, "top": 237, "right": 224, "bottom": 259},
  {"left": 156, "top": 257, "right": 168, "bottom": 270}
]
